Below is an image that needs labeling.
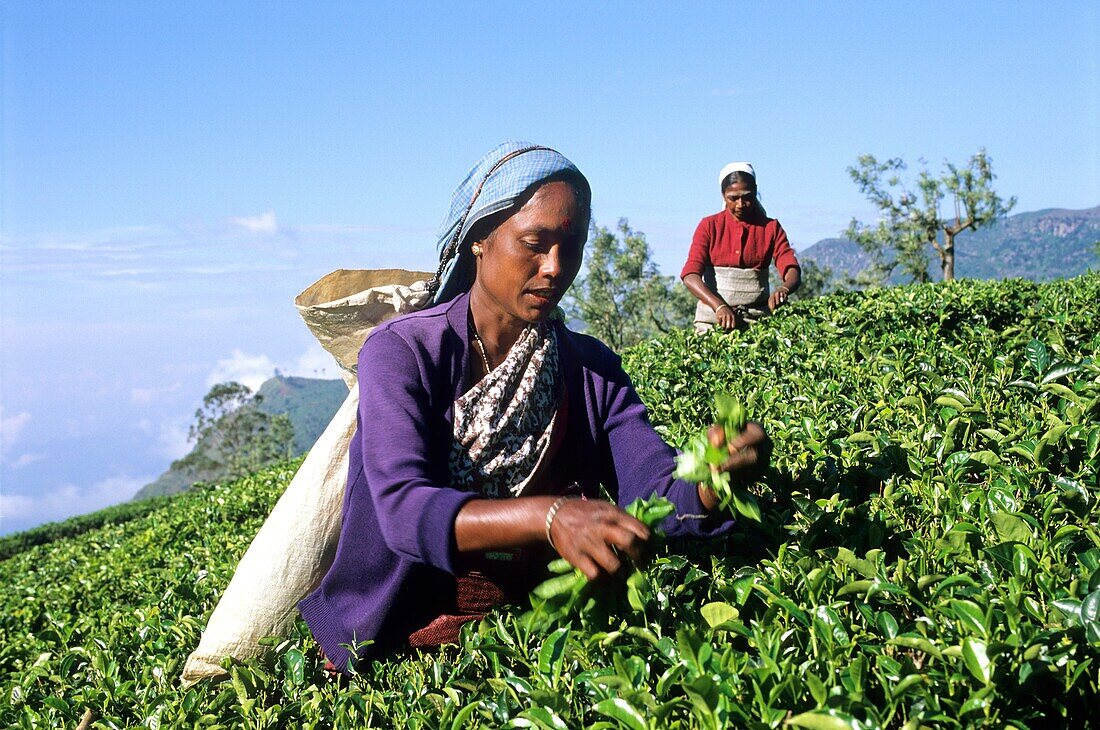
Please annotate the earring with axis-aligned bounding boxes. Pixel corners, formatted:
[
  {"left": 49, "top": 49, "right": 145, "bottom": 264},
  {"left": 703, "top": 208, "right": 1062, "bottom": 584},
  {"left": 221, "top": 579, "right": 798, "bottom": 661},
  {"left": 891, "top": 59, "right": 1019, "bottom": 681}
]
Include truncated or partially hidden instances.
[{"left": 471, "top": 243, "right": 482, "bottom": 256}]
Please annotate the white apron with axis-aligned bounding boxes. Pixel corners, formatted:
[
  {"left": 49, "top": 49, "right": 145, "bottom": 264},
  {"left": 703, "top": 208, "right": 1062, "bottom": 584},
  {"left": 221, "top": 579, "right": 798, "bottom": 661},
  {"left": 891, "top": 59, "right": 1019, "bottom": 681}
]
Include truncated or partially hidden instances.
[{"left": 693, "top": 266, "right": 770, "bottom": 332}]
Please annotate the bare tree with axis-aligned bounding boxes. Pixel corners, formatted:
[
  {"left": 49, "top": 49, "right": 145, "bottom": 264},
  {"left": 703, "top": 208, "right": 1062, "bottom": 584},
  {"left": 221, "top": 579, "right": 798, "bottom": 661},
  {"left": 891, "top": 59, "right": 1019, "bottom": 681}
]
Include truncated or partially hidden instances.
[{"left": 846, "top": 149, "right": 1016, "bottom": 282}]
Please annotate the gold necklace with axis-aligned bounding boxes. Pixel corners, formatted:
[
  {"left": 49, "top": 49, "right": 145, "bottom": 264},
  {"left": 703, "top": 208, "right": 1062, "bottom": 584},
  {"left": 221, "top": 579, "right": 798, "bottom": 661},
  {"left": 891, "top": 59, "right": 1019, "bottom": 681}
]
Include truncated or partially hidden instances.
[{"left": 472, "top": 331, "right": 492, "bottom": 373}]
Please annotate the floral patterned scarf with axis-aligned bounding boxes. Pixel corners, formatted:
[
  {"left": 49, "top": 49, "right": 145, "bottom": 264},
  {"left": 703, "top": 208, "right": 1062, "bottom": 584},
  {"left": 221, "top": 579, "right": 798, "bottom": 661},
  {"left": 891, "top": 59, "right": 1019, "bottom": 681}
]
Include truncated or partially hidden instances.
[{"left": 449, "top": 322, "right": 561, "bottom": 498}]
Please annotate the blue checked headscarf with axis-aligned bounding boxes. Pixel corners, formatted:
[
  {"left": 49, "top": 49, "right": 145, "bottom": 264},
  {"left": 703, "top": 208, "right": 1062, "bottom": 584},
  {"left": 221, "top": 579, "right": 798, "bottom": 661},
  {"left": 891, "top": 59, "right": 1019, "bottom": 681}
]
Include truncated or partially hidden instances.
[{"left": 429, "top": 142, "right": 590, "bottom": 304}]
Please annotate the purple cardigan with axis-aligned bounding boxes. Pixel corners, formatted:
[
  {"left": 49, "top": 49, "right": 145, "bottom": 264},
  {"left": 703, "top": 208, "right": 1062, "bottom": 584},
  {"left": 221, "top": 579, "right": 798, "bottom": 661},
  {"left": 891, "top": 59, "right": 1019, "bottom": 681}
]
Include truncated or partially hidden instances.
[{"left": 298, "top": 292, "right": 734, "bottom": 669}]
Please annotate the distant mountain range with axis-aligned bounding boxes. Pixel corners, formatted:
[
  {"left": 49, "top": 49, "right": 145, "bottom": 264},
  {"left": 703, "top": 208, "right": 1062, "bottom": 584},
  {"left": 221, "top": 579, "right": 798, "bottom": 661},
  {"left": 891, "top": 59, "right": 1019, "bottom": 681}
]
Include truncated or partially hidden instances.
[
  {"left": 133, "top": 375, "right": 347, "bottom": 500},
  {"left": 799, "top": 205, "right": 1100, "bottom": 282}
]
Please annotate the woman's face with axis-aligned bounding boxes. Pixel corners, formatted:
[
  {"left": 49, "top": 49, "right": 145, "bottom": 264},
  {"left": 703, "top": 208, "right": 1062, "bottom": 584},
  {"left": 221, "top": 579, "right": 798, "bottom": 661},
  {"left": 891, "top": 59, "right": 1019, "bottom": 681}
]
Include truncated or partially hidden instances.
[
  {"left": 723, "top": 181, "right": 756, "bottom": 221},
  {"left": 473, "top": 180, "right": 589, "bottom": 325}
]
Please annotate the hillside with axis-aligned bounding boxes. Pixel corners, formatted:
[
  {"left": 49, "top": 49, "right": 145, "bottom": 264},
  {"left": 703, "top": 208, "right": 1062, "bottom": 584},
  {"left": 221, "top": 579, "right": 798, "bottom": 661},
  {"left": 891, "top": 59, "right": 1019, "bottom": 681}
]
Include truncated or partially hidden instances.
[
  {"left": 253, "top": 375, "right": 349, "bottom": 455},
  {"left": 2, "top": 275, "right": 1097, "bottom": 727},
  {"left": 133, "top": 375, "right": 347, "bottom": 500},
  {"left": 801, "top": 205, "right": 1100, "bottom": 282}
]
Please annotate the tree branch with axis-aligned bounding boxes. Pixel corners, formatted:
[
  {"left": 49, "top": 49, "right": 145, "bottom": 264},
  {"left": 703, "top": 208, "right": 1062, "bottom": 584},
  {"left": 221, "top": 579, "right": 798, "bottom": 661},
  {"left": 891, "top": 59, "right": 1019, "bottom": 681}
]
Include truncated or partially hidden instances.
[{"left": 944, "top": 218, "right": 974, "bottom": 237}]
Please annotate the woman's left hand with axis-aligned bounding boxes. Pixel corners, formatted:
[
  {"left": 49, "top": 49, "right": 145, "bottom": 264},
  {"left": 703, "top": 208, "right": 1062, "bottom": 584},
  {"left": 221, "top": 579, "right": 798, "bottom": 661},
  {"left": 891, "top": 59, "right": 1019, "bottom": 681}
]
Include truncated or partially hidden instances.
[
  {"left": 697, "top": 421, "right": 772, "bottom": 511},
  {"left": 768, "top": 286, "right": 791, "bottom": 311}
]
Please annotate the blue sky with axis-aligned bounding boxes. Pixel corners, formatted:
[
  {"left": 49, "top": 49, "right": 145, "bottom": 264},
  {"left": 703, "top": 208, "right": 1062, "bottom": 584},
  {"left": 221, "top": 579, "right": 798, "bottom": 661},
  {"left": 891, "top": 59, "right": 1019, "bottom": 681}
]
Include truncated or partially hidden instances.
[{"left": 2, "top": 1, "right": 1097, "bottom": 534}]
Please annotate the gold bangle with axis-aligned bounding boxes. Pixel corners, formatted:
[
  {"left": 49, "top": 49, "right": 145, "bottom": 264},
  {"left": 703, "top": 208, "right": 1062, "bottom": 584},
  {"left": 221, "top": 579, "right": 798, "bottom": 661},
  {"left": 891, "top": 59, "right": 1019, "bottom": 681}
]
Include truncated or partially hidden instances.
[
  {"left": 545, "top": 496, "right": 571, "bottom": 550},
  {"left": 714, "top": 303, "right": 732, "bottom": 314}
]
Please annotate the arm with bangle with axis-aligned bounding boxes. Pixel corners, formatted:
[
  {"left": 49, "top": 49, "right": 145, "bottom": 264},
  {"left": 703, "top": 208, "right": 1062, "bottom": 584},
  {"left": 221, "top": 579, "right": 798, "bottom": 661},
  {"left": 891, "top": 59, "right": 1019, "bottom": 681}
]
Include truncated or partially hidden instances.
[
  {"left": 682, "top": 273, "right": 739, "bottom": 329},
  {"left": 453, "top": 494, "right": 648, "bottom": 581}
]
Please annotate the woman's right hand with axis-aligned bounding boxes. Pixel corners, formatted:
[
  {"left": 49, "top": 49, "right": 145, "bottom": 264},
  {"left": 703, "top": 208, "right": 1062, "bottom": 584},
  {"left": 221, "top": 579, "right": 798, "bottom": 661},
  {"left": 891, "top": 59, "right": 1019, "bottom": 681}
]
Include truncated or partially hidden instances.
[
  {"left": 548, "top": 499, "right": 650, "bottom": 581},
  {"left": 715, "top": 304, "right": 739, "bottom": 330}
]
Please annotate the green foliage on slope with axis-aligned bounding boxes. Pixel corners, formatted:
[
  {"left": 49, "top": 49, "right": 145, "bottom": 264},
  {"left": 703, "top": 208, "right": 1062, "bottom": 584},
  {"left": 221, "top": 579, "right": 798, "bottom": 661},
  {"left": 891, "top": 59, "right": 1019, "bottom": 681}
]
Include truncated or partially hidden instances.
[
  {"left": 0, "top": 493, "right": 177, "bottom": 562},
  {"left": 253, "top": 376, "right": 348, "bottom": 455},
  {"left": 134, "top": 375, "right": 346, "bottom": 501},
  {"left": 2, "top": 275, "right": 1098, "bottom": 728}
]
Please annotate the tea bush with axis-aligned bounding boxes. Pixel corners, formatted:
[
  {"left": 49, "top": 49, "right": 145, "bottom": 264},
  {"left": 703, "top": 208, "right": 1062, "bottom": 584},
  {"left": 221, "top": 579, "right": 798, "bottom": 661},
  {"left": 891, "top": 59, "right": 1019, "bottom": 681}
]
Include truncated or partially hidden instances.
[{"left": 2, "top": 275, "right": 1097, "bottom": 728}]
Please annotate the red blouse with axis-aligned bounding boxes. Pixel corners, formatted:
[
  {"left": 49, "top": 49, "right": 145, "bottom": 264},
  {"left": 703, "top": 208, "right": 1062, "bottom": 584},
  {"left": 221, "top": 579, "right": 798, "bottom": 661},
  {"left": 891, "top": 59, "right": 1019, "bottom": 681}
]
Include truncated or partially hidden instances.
[{"left": 680, "top": 211, "right": 800, "bottom": 280}]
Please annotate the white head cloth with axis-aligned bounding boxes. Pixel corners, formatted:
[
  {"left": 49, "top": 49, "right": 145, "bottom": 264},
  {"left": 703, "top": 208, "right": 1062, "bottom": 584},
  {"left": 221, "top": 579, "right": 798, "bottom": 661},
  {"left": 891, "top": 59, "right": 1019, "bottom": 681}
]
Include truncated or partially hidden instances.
[{"left": 719, "top": 162, "right": 756, "bottom": 188}]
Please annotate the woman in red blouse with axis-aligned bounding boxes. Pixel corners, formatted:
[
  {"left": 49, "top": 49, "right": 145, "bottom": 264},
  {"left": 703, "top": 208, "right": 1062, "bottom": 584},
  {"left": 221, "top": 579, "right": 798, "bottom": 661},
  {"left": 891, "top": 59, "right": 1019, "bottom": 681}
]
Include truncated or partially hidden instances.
[{"left": 680, "top": 162, "right": 801, "bottom": 331}]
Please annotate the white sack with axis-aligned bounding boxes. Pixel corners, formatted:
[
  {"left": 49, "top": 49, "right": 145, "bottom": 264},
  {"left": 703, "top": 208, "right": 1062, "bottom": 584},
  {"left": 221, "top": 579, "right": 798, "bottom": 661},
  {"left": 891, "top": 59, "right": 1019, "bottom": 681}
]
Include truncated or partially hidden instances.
[
  {"left": 181, "top": 269, "right": 432, "bottom": 684},
  {"left": 181, "top": 386, "right": 358, "bottom": 684}
]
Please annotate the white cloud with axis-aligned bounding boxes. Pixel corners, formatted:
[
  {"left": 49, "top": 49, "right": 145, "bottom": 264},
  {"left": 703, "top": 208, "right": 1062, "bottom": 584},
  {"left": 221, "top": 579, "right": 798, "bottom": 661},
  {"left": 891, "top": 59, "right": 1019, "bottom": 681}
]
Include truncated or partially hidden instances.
[
  {"left": 130, "top": 383, "right": 182, "bottom": 406},
  {"left": 0, "top": 474, "right": 151, "bottom": 527},
  {"left": 27, "top": 225, "right": 166, "bottom": 252},
  {"left": 157, "top": 420, "right": 192, "bottom": 460},
  {"left": 0, "top": 215, "right": 443, "bottom": 291},
  {"left": 298, "top": 222, "right": 434, "bottom": 236},
  {"left": 287, "top": 342, "right": 340, "bottom": 380},
  {"left": 0, "top": 494, "right": 33, "bottom": 524},
  {"left": 136, "top": 418, "right": 192, "bottom": 460},
  {"left": 10, "top": 453, "right": 45, "bottom": 468},
  {"left": 182, "top": 305, "right": 259, "bottom": 323},
  {"left": 207, "top": 349, "right": 277, "bottom": 392},
  {"left": 182, "top": 263, "right": 293, "bottom": 276},
  {"left": 102, "top": 267, "right": 163, "bottom": 277},
  {"left": 232, "top": 210, "right": 278, "bottom": 235},
  {"left": 1, "top": 408, "right": 31, "bottom": 455},
  {"left": 131, "top": 389, "right": 156, "bottom": 406}
]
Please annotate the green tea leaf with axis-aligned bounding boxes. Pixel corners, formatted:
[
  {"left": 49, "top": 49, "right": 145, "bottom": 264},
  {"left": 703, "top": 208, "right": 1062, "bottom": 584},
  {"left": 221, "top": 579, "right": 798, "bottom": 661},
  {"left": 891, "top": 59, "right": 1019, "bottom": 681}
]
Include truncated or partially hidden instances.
[
  {"left": 40, "top": 697, "right": 69, "bottom": 714},
  {"left": 1052, "top": 476, "right": 1090, "bottom": 506},
  {"left": 537, "top": 628, "right": 569, "bottom": 676},
  {"left": 676, "top": 393, "right": 762, "bottom": 521},
  {"left": 715, "top": 392, "right": 747, "bottom": 433},
  {"left": 833, "top": 547, "right": 877, "bottom": 579},
  {"left": 888, "top": 634, "right": 942, "bottom": 659},
  {"left": 449, "top": 702, "right": 481, "bottom": 730},
  {"left": 730, "top": 489, "right": 762, "bottom": 522},
  {"left": 518, "top": 707, "right": 570, "bottom": 730},
  {"left": 837, "top": 579, "right": 873, "bottom": 596},
  {"left": 991, "top": 512, "right": 1032, "bottom": 544},
  {"left": 700, "top": 602, "right": 739, "bottom": 629},
  {"left": 787, "top": 708, "right": 865, "bottom": 730},
  {"left": 875, "top": 611, "right": 899, "bottom": 639},
  {"left": 534, "top": 572, "right": 584, "bottom": 599},
  {"left": 547, "top": 558, "right": 573, "bottom": 574},
  {"left": 1026, "top": 339, "right": 1050, "bottom": 373},
  {"left": 813, "top": 605, "right": 850, "bottom": 647},
  {"left": 593, "top": 698, "right": 647, "bottom": 730},
  {"left": 1041, "top": 363, "right": 1082, "bottom": 384},
  {"left": 1082, "top": 590, "right": 1100, "bottom": 646},
  {"left": 948, "top": 599, "right": 988, "bottom": 639},
  {"left": 806, "top": 672, "right": 828, "bottom": 706},
  {"left": 934, "top": 395, "right": 970, "bottom": 411},
  {"left": 962, "top": 637, "right": 992, "bottom": 685},
  {"left": 281, "top": 648, "right": 305, "bottom": 686},
  {"left": 755, "top": 584, "right": 810, "bottom": 626}
]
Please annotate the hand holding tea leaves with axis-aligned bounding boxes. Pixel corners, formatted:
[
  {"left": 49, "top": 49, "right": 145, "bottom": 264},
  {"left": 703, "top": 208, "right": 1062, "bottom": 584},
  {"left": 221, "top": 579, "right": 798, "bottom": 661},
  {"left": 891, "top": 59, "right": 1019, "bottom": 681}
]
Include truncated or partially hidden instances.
[
  {"left": 528, "top": 495, "right": 675, "bottom": 624},
  {"left": 675, "top": 393, "right": 764, "bottom": 521}
]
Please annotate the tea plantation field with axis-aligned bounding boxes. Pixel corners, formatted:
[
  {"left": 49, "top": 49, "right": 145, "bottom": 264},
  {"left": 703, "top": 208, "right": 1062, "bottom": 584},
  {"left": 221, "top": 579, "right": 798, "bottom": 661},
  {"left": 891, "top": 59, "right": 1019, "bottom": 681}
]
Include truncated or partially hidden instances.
[{"left": 2, "top": 276, "right": 1098, "bottom": 728}]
